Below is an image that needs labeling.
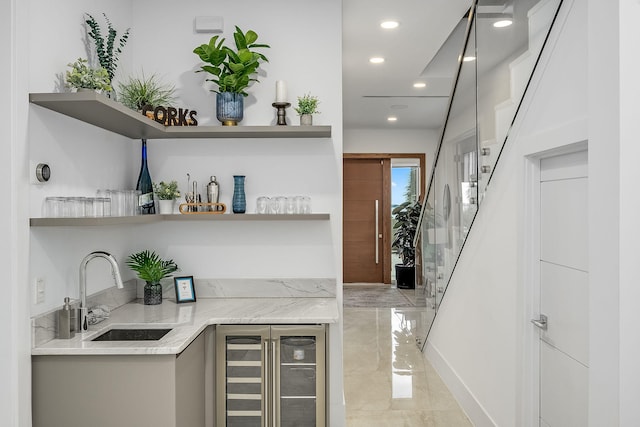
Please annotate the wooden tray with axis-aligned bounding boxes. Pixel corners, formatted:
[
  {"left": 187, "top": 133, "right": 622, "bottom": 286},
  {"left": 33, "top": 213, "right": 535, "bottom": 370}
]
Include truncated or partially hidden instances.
[{"left": 178, "top": 202, "right": 227, "bottom": 214}]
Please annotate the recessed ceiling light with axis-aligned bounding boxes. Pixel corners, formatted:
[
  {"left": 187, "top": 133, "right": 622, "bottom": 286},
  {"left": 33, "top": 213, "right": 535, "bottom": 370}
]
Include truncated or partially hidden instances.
[
  {"left": 463, "top": 56, "right": 476, "bottom": 62},
  {"left": 493, "top": 19, "right": 513, "bottom": 28},
  {"left": 380, "top": 21, "right": 399, "bottom": 29},
  {"left": 390, "top": 104, "right": 408, "bottom": 110},
  {"left": 369, "top": 57, "right": 385, "bottom": 64},
  {"left": 413, "top": 82, "right": 426, "bottom": 88},
  {"left": 387, "top": 116, "right": 398, "bottom": 122}
]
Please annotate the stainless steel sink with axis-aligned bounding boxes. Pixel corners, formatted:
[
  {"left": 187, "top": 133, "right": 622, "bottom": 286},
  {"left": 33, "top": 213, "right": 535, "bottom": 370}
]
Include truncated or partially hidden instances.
[{"left": 91, "top": 328, "right": 172, "bottom": 341}]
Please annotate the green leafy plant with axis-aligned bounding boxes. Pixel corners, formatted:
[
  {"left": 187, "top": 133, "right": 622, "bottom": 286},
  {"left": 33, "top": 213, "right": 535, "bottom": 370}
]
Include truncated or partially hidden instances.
[
  {"left": 392, "top": 200, "right": 422, "bottom": 266},
  {"left": 193, "top": 26, "right": 270, "bottom": 96},
  {"left": 65, "top": 58, "right": 112, "bottom": 91},
  {"left": 294, "top": 93, "right": 320, "bottom": 115},
  {"left": 153, "top": 180, "right": 180, "bottom": 200},
  {"left": 118, "top": 73, "right": 176, "bottom": 111},
  {"left": 126, "top": 250, "right": 179, "bottom": 284},
  {"left": 85, "top": 13, "right": 130, "bottom": 82}
]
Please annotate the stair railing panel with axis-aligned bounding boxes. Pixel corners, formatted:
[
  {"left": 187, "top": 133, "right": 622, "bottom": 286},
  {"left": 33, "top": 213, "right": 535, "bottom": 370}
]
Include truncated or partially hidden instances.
[{"left": 415, "top": 0, "right": 564, "bottom": 351}]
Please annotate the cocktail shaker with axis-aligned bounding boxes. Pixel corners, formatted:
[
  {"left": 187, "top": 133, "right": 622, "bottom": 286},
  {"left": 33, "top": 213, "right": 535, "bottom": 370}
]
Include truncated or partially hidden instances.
[{"left": 207, "top": 176, "right": 220, "bottom": 211}]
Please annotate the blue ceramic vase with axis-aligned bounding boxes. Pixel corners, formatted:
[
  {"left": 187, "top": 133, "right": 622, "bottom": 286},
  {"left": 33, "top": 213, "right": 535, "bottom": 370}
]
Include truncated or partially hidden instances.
[
  {"left": 216, "top": 92, "right": 244, "bottom": 126},
  {"left": 232, "top": 175, "right": 246, "bottom": 214}
]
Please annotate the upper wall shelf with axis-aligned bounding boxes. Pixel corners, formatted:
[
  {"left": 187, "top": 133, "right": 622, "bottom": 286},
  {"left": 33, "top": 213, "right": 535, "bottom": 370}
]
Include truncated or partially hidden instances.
[{"left": 29, "top": 92, "right": 332, "bottom": 139}]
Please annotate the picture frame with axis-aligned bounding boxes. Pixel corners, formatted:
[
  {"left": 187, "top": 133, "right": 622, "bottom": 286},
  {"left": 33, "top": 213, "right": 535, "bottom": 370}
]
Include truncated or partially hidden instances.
[{"left": 174, "top": 276, "right": 196, "bottom": 303}]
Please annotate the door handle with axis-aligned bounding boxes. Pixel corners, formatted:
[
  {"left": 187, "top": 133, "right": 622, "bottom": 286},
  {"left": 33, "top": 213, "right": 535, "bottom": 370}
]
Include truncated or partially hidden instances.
[
  {"left": 531, "top": 314, "right": 548, "bottom": 330},
  {"left": 375, "top": 199, "right": 379, "bottom": 264},
  {"left": 272, "top": 340, "right": 277, "bottom": 427},
  {"left": 263, "top": 341, "right": 269, "bottom": 425}
]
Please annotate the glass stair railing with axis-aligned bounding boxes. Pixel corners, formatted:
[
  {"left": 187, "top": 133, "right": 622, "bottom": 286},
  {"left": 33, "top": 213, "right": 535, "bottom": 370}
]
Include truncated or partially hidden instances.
[{"left": 413, "top": 0, "right": 564, "bottom": 350}]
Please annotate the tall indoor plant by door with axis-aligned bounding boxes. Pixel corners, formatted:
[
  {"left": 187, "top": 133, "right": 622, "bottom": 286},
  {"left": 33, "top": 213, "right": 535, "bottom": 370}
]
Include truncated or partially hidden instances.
[
  {"left": 126, "top": 250, "right": 179, "bottom": 305},
  {"left": 193, "top": 26, "right": 270, "bottom": 125},
  {"left": 392, "top": 200, "right": 422, "bottom": 289}
]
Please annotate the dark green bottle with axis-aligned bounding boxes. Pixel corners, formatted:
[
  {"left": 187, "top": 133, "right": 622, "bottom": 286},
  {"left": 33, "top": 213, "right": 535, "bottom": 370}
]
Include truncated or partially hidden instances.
[{"left": 136, "top": 139, "right": 155, "bottom": 214}]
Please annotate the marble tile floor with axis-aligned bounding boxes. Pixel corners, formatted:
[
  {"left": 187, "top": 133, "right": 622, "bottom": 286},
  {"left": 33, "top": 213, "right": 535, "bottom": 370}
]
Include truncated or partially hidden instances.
[{"left": 343, "top": 307, "right": 472, "bottom": 426}]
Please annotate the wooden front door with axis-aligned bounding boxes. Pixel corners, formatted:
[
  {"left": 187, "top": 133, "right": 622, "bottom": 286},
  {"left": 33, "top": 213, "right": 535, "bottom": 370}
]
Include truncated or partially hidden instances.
[{"left": 343, "top": 158, "right": 388, "bottom": 283}]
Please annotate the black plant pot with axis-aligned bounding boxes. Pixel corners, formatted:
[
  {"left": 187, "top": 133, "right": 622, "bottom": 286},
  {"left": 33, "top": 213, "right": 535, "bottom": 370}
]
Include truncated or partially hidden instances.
[
  {"left": 144, "top": 282, "right": 162, "bottom": 305},
  {"left": 395, "top": 265, "right": 415, "bottom": 289}
]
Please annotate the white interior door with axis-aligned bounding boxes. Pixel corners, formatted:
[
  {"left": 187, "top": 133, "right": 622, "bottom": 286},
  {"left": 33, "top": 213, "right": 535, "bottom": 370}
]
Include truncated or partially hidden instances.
[{"left": 534, "top": 150, "right": 588, "bottom": 427}]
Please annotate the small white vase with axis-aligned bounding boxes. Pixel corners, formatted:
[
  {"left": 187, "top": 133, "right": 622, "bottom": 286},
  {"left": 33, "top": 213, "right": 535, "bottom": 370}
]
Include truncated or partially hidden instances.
[
  {"left": 158, "top": 199, "right": 175, "bottom": 214},
  {"left": 300, "top": 114, "right": 313, "bottom": 126}
]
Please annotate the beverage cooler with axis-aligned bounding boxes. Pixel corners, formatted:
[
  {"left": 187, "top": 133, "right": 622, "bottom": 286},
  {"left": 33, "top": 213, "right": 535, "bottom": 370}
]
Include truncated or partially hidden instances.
[{"left": 216, "top": 324, "right": 326, "bottom": 427}]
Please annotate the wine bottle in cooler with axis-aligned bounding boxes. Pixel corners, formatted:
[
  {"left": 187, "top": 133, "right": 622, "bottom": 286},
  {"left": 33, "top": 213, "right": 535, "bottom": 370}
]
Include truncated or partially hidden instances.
[{"left": 136, "top": 138, "right": 155, "bottom": 214}]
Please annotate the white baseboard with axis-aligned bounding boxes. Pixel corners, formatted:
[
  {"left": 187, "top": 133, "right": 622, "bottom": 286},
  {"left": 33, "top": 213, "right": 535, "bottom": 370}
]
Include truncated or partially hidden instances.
[{"left": 425, "top": 341, "right": 497, "bottom": 427}]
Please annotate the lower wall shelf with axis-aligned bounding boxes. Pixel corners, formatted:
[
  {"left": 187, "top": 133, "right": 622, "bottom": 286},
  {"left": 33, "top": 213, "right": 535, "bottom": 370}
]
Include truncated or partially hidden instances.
[{"left": 29, "top": 213, "right": 330, "bottom": 227}]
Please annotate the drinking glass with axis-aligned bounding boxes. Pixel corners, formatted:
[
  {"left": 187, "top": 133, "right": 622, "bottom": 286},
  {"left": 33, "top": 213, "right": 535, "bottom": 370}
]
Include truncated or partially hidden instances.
[
  {"left": 44, "top": 197, "right": 64, "bottom": 217},
  {"left": 276, "top": 196, "right": 287, "bottom": 214},
  {"left": 256, "top": 196, "right": 270, "bottom": 214},
  {"left": 111, "top": 190, "right": 126, "bottom": 217},
  {"left": 285, "top": 197, "right": 297, "bottom": 214},
  {"left": 294, "top": 196, "right": 305, "bottom": 214},
  {"left": 269, "top": 197, "right": 280, "bottom": 214},
  {"left": 301, "top": 196, "right": 312, "bottom": 214}
]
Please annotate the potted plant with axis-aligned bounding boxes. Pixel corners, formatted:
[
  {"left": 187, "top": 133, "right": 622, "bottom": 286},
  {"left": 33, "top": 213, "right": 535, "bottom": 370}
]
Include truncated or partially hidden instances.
[
  {"left": 126, "top": 250, "right": 179, "bottom": 305},
  {"left": 85, "top": 13, "right": 130, "bottom": 84},
  {"left": 118, "top": 72, "right": 176, "bottom": 122},
  {"left": 193, "top": 26, "right": 270, "bottom": 126},
  {"left": 65, "top": 58, "right": 112, "bottom": 92},
  {"left": 294, "top": 93, "right": 320, "bottom": 125},
  {"left": 392, "top": 200, "right": 422, "bottom": 289},
  {"left": 153, "top": 180, "right": 180, "bottom": 214}
]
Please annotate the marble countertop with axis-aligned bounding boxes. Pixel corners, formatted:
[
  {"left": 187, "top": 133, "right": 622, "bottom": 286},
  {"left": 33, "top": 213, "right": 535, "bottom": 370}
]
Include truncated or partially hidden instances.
[{"left": 32, "top": 297, "right": 339, "bottom": 356}]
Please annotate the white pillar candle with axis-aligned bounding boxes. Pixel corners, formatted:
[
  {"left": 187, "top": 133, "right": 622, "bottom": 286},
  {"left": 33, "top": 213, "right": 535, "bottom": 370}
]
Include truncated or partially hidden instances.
[{"left": 275, "top": 80, "right": 287, "bottom": 103}]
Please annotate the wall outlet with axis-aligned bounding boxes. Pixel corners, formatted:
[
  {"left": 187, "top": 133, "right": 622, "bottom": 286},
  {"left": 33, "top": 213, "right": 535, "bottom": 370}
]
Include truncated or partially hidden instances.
[{"left": 35, "top": 277, "right": 45, "bottom": 304}]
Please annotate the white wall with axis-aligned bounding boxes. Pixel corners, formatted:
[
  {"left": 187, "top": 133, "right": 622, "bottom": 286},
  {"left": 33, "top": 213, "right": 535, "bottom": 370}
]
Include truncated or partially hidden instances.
[
  {"left": 587, "top": 0, "right": 620, "bottom": 425},
  {"left": 23, "top": 0, "right": 345, "bottom": 424},
  {"left": 344, "top": 128, "right": 440, "bottom": 178},
  {"left": 425, "top": 1, "right": 590, "bottom": 425},
  {"left": 609, "top": 1, "right": 640, "bottom": 425},
  {"left": 2, "top": 0, "right": 21, "bottom": 424}
]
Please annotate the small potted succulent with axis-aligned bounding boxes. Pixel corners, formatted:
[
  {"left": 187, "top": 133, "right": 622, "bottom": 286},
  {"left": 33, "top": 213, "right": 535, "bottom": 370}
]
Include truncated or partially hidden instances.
[
  {"left": 294, "top": 93, "right": 320, "bottom": 125},
  {"left": 117, "top": 72, "right": 176, "bottom": 115},
  {"left": 126, "top": 250, "right": 179, "bottom": 305},
  {"left": 65, "top": 58, "right": 112, "bottom": 92},
  {"left": 153, "top": 180, "right": 180, "bottom": 214},
  {"left": 193, "top": 26, "right": 270, "bottom": 125}
]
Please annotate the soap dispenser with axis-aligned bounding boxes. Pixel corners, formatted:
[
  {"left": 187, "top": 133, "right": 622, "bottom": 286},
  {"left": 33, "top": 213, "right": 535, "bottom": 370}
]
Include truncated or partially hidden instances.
[{"left": 57, "top": 297, "right": 75, "bottom": 339}]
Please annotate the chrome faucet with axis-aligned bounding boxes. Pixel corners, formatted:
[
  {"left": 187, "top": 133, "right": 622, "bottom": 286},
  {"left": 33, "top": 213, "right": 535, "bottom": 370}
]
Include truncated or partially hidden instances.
[{"left": 78, "top": 251, "right": 124, "bottom": 332}]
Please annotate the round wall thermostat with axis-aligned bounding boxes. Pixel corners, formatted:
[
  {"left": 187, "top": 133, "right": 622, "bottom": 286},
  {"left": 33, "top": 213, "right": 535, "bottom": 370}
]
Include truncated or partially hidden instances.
[{"left": 35, "top": 163, "right": 51, "bottom": 183}]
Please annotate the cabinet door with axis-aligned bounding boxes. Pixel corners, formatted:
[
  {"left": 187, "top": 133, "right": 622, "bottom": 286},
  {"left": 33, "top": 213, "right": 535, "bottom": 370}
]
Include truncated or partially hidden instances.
[
  {"left": 271, "top": 325, "right": 325, "bottom": 427},
  {"left": 217, "top": 325, "right": 270, "bottom": 427}
]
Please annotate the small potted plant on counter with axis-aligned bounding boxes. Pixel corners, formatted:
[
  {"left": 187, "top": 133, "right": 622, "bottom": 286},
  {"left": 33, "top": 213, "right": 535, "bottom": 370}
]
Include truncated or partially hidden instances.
[
  {"left": 391, "top": 200, "right": 422, "bottom": 289},
  {"left": 153, "top": 180, "right": 181, "bottom": 214},
  {"left": 126, "top": 250, "right": 179, "bottom": 305},
  {"left": 65, "top": 58, "right": 112, "bottom": 93},
  {"left": 294, "top": 93, "right": 320, "bottom": 125}
]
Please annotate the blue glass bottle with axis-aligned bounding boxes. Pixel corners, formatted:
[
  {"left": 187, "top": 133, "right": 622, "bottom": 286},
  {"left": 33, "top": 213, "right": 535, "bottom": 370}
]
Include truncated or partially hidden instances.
[
  {"left": 136, "top": 139, "right": 155, "bottom": 214},
  {"left": 232, "top": 175, "right": 246, "bottom": 214}
]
